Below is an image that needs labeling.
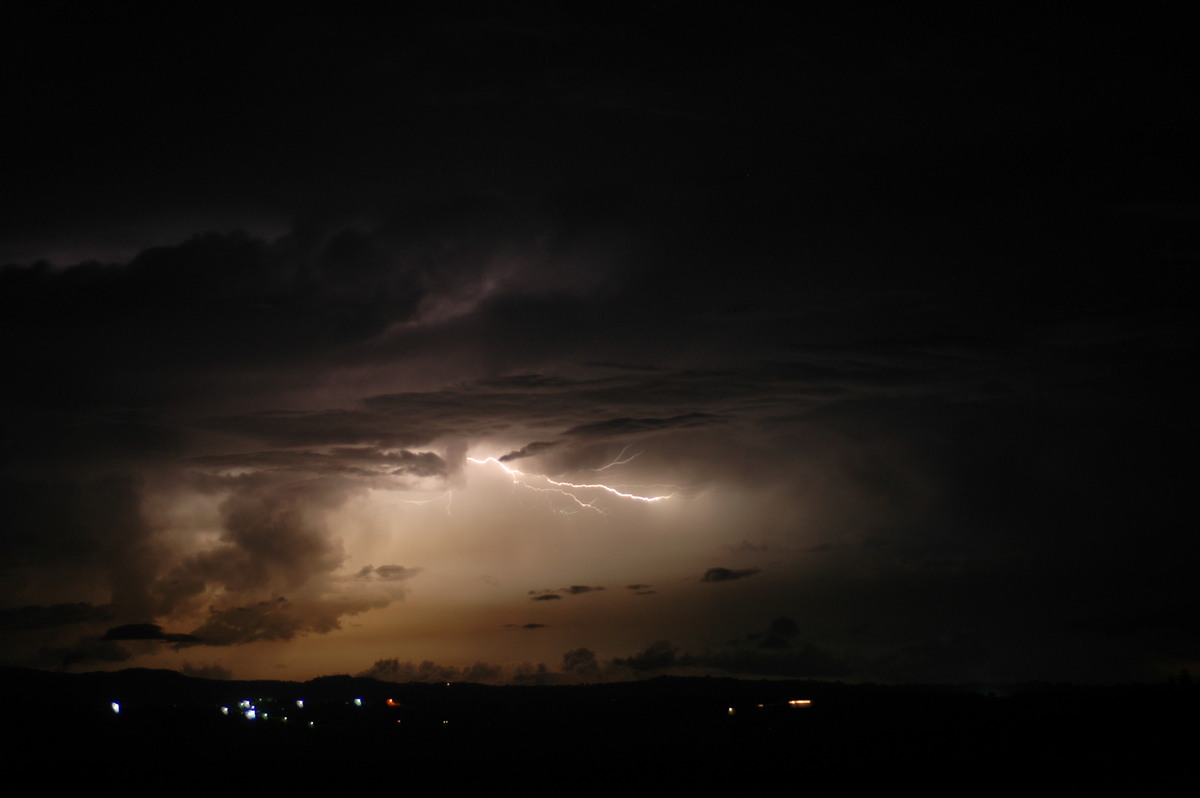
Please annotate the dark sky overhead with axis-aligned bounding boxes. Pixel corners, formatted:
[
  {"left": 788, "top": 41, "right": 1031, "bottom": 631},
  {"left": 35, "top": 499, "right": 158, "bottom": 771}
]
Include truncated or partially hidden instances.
[{"left": 1, "top": 3, "right": 1196, "bottom": 684}]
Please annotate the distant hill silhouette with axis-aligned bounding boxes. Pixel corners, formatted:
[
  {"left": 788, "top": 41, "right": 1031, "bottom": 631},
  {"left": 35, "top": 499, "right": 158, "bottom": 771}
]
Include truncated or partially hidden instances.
[{"left": 2, "top": 667, "right": 1195, "bottom": 791}]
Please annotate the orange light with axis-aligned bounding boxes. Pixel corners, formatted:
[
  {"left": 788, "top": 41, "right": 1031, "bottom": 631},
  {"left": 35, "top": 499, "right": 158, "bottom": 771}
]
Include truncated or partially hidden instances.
[{"left": 788, "top": 699, "right": 811, "bottom": 706}]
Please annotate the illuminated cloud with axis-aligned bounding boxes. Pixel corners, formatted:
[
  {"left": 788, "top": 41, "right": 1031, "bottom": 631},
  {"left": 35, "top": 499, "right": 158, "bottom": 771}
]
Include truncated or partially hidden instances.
[
  {"left": 355, "top": 565, "right": 422, "bottom": 582},
  {"left": 184, "top": 594, "right": 395, "bottom": 647},
  {"left": 0, "top": 5, "right": 1192, "bottom": 685}
]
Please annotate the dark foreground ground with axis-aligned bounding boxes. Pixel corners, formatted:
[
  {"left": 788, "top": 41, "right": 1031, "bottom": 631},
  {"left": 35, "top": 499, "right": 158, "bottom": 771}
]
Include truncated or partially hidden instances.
[{"left": 4, "top": 667, "right": 1195, "bottom": 793}]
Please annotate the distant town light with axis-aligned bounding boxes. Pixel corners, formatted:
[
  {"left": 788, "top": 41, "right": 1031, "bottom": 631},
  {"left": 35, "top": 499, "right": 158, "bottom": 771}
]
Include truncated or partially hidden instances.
[
  {"left": 727, "top": 707, "right": 735, "bottom": 715},
  {"left": 788, "top": 699, "right": 812, "bottom": 706},
  {"left": 354, "top": 698, "right": 363, "bottom": 707},
  {"left": 296, "top": 699, "right": 304, "bottom": 709},
  {"left": 220, "top": 706, "right": 229, "bottom": 715},
  {"left": 245, "top": 709, "right": 256, "bottom": 720},
  {"left": 111, "top": 702, "right": 120, "bottom": 715}
]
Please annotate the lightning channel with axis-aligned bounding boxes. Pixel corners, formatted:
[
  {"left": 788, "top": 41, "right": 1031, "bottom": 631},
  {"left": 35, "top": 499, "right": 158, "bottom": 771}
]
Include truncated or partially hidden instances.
[
  {"left": 591, "top": 444, "right": 642, "bottom": 471},
  {"left": 467, "top": 456, "right": 675, "bottom": 511}
]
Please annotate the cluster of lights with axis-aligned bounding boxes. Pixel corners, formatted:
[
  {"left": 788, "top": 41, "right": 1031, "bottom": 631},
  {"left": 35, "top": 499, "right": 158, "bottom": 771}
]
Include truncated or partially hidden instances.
[{"left": 206, "top": 695, "right": 387, "bottom": 728}]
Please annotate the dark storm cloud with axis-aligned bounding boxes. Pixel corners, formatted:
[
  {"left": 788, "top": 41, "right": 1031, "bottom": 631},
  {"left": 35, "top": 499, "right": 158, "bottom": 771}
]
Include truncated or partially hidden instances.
[
  {"left": 498, "top": 441, "right": 560, "bottom": 462},
  {"left": 0, "top": 229, "right": 425, "bottom": 391},
  {"left": 510, "top": 663, "right": 557, "bottom": 686},
  {"left": 191, "top": 447, "right": 448, "bottom": 480},
  {"left": 2, "top": 187, "right": 636, "bottom": 414},
  {"left": 83, "top": 456, "right": 424, "bottom": 652},
  {"left": 182, "top": 478, "right": 347, "bottom": 596},
  {"left": 562, "top": 585, "right": 604, "bottom": 596},
  {"left": 186, "top": 599, "right": 307, "bottom": 647},
  {"left": 184, "top": 594, "right": 394, "bottom": 647},
  {"left": 180, "top": 662, "right": 232, "bottom": 680},
  {"left": 199, "top": 358, "right": 910, "bottom": 459},
  {"left": 704, "top": 618, "right": 851, "bottom": 678},
  {"left": 530, "top": 586, "right": 604, "bottom": 600},
  {"left": 1, "top": 4, "right": 1195, "bottom": 684},
  {"left": 100, "top": 623, "right": 199, "bottom": 644},
  {"left": 701, "top": 567, "right": 761, "bottom": 583},
  {"left": 0, "top": 603, "right": 112, "bottom": 631},
  {"left": 37, "top": 638, "right": 132, "bottom": 670},
  {"left": 869, "top": 632, "right": 990, "bottom": 684},
  {"left": 359, "top": 658, "right": 505, "bottom": 685},
  {"left": 699, "top": 641, "right": 851, "bottom": 679},
  {"left": 561, "top": 648, "right": 600, "bottom": 678},
  {"left": 612, "top": 640, "right": 681, "bottom": 671},
  {"left": 564, "top": 413, "right": 723, "bottom": 439},
  {"left": 611, "top": 620, "right": 850, "bottom": 679},
  {"left": 0, "top": 476, "right": 159, "bottom": 622}
]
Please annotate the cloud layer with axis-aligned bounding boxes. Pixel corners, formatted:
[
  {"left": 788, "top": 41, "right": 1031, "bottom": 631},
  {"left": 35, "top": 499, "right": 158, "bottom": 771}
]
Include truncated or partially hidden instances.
[{"left": 1, "top": 6, "right": 1194, "bottom": 684}]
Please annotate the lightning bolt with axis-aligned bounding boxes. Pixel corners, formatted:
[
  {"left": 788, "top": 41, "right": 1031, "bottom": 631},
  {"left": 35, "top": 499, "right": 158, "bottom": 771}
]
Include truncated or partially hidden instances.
[
  {"left": 400, "top": 490, "right": 453, "bottom": 515},
  {"left": 467, "top": 455, "right": 674, "bottom": 514},
  {"left": 590, "top": 444, "right": 641, "bottom": 471}
]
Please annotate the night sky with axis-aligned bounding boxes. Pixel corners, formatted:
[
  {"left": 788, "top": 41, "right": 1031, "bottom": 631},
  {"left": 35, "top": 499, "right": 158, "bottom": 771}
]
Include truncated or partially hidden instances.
[{"left": 2, "top": 4, "right": 1195, "bottom": 684}]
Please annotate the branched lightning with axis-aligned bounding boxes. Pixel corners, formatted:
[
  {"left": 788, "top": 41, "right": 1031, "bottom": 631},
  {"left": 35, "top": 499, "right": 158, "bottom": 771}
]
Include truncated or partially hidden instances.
[
  {"left": 401, "top": 490, "right": 453, "bottom": 515},
  {"left": 590, "top": 444, "right": 641, "bottom": 471},
  {"left": 467, "top": 455, "right": 674, "bottom": 513}
]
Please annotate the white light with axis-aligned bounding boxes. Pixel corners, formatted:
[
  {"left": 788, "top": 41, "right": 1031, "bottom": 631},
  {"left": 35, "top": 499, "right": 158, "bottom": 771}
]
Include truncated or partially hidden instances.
[
  {"left": 111, "top": 702, "right": 120, "bottom": 715},
  {"left": 354, "top": 698, "right": 363, "bottom": 707},
  {"left": 220, "top": 706, "right": 229, "bottom": 715},
  {"left": 296, "top": 699, "right": 304, "bottom": 709},
  {"left": 467, "top": 456, "right": 675, "bottom": 512},
  {"left": 245, "top": 709, "right": 256, "bottom": 720}
]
